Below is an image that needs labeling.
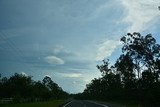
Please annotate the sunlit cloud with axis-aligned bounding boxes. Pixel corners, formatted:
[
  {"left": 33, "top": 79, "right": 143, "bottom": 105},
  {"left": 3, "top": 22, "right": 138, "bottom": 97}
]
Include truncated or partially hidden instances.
[
  {"left": 60, "top": 73, "right": 82, "bottom": 78},
  {"left": 44, "top": 56, "right": 64, "bottom": 65},
  {"left": 121, "top": 0, "right": 160, "bottom": 32},
  {"left": 96, "top": 0, "right": 160, "bottom": 62},
  {"left": 44, "top": 74, "right": 51, "bottom": 78},
  {"left": 20, "top": 72, "right": 28, "bottom": 76},
  {"left": 96, "top": 39, "right": 120, "bottom": 61},
  {"left": 53, "top": 45, "right": 64, "bottom": 54}
]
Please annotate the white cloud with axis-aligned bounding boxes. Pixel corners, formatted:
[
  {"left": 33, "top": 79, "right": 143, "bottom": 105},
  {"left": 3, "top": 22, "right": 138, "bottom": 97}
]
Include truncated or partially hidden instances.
[
  {"left": 96, "top": 0, "right": 160, "bottom": 61},
  {"left": 61, "top": 73, "right": 82, "bottom": 78},
  {"left": 73, "top": 81, "right": 77, "bottom": 84},
  {"left": 44, "top": 56, "right": 64, "bottom": 65},
  {"left": 53, "top": 45, "right": 64, "bottom": 54},
  {"left": 20, "top": 72, "right": 28, "bottom": 76},
  {"left": 52, "top": 45, "right": 72, "bottom": 56},
  {"left": 96, "top": 39, "right": 120, "bottom": 61},
  {"left": 44, "top": 75, "right": 51, "bottom": 78},
  {"left": 68, "top": 68, "right": 89, "bottom": 72},
  {"left": 121, "top": 0, "right": 160, "bottom": 32}
]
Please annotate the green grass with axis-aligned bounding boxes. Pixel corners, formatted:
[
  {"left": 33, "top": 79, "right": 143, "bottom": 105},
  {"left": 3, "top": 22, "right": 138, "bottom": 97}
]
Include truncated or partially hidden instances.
[{"left": 0, "top": 100, "right": 65, "bottom": 107}]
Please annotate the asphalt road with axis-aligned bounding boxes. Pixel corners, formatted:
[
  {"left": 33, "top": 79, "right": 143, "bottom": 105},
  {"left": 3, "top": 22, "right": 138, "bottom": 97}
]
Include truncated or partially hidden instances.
[{"left": 63, "top": 100, "right": 108, "bottom": 107}]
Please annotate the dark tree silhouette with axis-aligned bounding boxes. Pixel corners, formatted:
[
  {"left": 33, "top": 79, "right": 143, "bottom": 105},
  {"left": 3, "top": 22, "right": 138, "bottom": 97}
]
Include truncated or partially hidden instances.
[
  {"left": 121, "top": 33, "right": 160, "bottom": 81},
  {"left": 0, "top": 73, "right": 69, "bottom": 103},
  {"left": 77, "top": 33, "right": 160, "bottom": 106}
]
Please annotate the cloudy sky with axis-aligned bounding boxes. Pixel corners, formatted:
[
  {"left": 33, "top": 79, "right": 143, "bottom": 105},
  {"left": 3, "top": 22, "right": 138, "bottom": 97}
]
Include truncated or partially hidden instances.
[{"left": 0, "top": 0, "right": 160, "bottom": 93}]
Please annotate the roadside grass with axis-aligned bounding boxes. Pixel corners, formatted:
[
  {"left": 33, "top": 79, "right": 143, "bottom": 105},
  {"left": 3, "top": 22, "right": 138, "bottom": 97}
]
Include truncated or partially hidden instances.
[
  {"left": 96, "top": 100, "right": 139, "bottom": 107},
  {"left": 0, "top": 100, "right": 65, "bottom": 107}
]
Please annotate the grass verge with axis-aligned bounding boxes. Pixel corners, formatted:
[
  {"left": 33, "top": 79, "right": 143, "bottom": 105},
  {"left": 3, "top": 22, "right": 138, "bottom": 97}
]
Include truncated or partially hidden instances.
[{"left": 0, "top": 100, "right": 65, "bottom": 107}]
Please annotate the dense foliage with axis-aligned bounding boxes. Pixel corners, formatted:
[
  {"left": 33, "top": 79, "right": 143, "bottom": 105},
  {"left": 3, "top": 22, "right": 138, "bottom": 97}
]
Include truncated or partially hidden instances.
[
  {"left": 0, "top": 73, "right": 69, "bottom": 103},
  {"left": 77, "top": 33, "right": 160, "bottom": 106}
]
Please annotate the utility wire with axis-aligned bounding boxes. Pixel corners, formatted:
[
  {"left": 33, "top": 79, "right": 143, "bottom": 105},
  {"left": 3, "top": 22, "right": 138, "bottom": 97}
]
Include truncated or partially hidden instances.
[{"left": 0, "top": 31, "right": 35, "bottom": 73}]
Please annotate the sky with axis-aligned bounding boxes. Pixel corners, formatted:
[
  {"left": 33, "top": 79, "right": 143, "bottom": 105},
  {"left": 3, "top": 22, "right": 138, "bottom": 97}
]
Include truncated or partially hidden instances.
[{"left": 0, "top": 0, "right": 160, "bottom": 93}]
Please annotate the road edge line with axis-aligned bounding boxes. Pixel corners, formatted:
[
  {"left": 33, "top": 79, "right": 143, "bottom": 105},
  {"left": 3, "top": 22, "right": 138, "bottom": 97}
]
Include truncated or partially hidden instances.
[{"left": 63, "top": 100, "right": 73, "bottom": 107}]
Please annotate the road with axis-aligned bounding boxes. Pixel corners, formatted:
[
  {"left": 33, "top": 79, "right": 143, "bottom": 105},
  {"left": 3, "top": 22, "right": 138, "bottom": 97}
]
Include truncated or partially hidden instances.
[{"left": 63, "top": 100, "right": 108, "bottom": 107}]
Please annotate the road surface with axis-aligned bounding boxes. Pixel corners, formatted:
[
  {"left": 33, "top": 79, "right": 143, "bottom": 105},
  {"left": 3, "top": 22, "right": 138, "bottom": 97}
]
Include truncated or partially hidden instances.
[{"left": 63, "top": 100, "right": 108, "bottom": 107}]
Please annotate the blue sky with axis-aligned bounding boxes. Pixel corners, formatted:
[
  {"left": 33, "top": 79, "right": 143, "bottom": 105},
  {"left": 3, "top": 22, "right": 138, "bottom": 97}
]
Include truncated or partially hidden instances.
[{"left": 0, "top": 0, "right": 160, "bottom": 93}]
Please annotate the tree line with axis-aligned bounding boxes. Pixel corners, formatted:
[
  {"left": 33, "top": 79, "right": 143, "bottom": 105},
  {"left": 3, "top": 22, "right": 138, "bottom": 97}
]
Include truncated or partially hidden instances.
[
  {"left": 75, "top": 33, "right": 160, "bottom": 106},
  {"left": 0, "top": 73, "right": 69, "bottom": 103}
]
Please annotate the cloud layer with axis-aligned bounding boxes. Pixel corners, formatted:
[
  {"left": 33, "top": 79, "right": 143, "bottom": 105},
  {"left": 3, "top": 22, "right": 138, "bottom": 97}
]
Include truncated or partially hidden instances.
[
  {"left": 96, "top": 39, "right": 120, "bottom": 61},
  {"left": 121, "top": 0, "right": 160, "bottom": 32},
  {"left": 60, "top": 73, "right": 82, "bottom": 78},
  {"left": 44, "top": 56, "right": 64, "bottom": 65}
]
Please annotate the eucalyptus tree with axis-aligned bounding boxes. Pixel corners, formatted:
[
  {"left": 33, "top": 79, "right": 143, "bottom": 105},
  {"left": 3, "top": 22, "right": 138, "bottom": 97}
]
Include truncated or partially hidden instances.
[{"left": 120, "top": 32, "right": 160, "bottom": 81}]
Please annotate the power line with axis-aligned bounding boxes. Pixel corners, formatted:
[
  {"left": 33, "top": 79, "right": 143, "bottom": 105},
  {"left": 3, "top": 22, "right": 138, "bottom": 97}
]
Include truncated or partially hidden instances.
[{"left": 0, "top": 31, "right": 36, "bottom": 73}]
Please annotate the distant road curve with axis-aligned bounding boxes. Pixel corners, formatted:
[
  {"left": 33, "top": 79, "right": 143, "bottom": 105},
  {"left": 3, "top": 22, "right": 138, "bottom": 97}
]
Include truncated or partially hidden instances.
[{"left": 63, "top": 100, "right": 108, "bottom": 107}]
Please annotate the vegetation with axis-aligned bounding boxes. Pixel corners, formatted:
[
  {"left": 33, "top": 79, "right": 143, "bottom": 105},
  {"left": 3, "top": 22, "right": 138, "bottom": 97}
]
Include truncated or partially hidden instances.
[
  {"left": 75, "top": 33, "right": 160, "bottom": 106},
  {"left": 0, "top": 73, "right": 69, "bottom": 104},
  {"left": 0, "top": 100, "right": 65, "bottom": 107},
  {"left": 1, "top": 32, "right": 160, "bottom": 107}
]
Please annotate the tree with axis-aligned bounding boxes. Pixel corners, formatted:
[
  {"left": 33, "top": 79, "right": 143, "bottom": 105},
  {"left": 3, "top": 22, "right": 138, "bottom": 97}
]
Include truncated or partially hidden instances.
[
  {"left": 32, "top": 81, "right": 51, "bottom": 100},
  {"left": 81, "top": 32, "right": 160, "bottom": 105},
  {"left": 115, "top": 54, "right": 135, "bottom": 82},
  {"left": 97, "top": 59, "right": 111, "bottom": 75},
  {"left": 0, "top": 73, "right": 69, "bottom": 103},
  {"left": 120, "top": 32, "right": 160, "bottom": 80},
  {"left": 42, "top": 76, "right": 68, "bottom": 99},
  {"left": 83, "top": 59, "right": 122, "bottom": 100}
]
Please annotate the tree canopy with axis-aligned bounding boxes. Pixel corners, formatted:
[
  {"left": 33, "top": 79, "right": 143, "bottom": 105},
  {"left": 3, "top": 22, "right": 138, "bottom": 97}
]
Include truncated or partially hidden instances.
[
  {"left": 76, "top": 33, "right": 160, "bottom": 106},
  {"left": 0, "top": 73, "right": 69, "bottom": 103}
]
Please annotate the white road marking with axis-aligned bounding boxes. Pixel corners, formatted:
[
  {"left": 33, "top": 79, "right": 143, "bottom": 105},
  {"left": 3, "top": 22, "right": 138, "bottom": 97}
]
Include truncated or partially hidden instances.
[{"left": 63, "top": 100, "right": 73, "bottom": 107}]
